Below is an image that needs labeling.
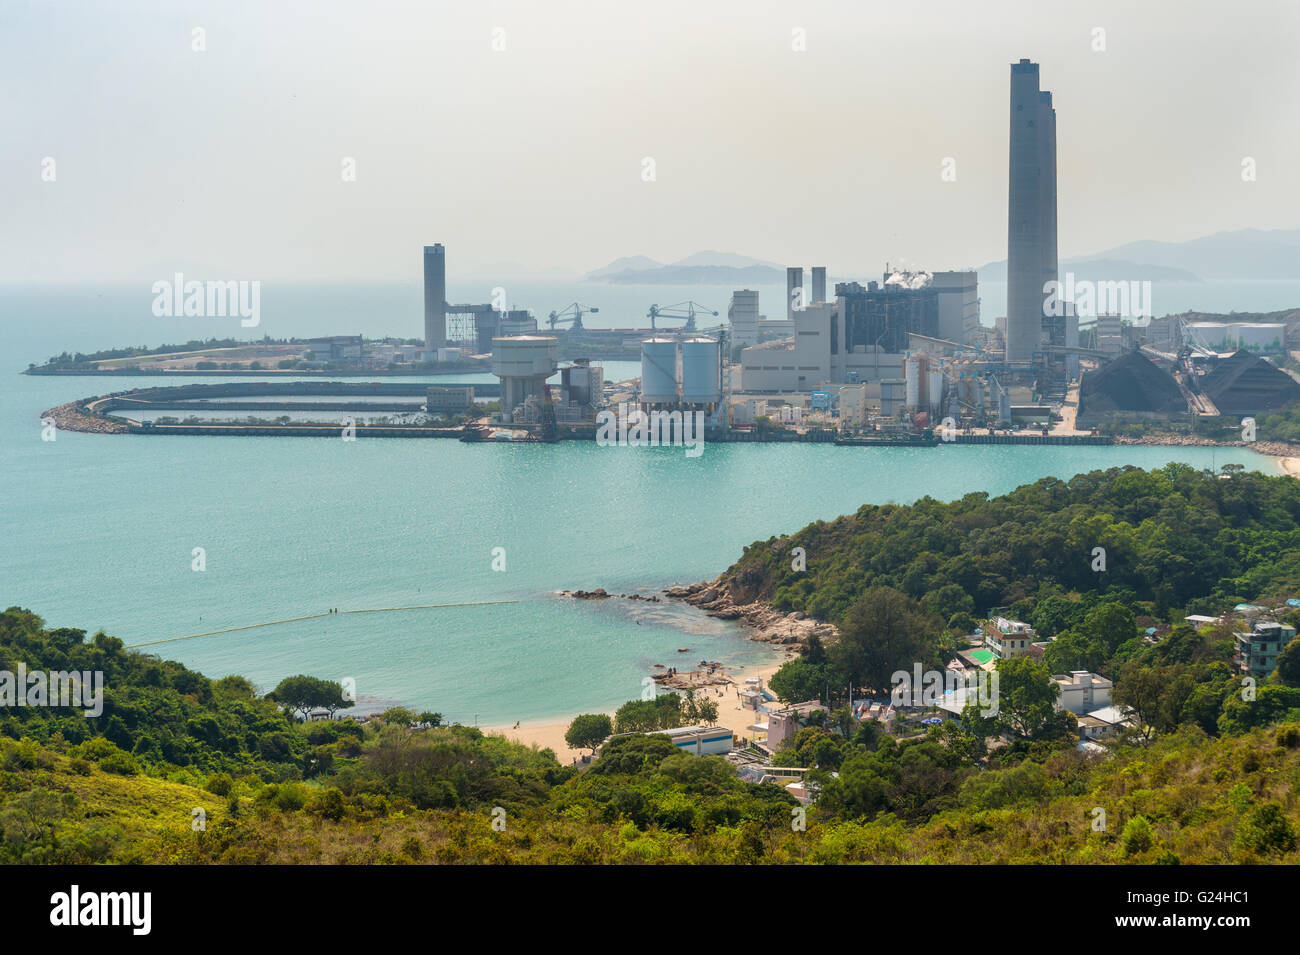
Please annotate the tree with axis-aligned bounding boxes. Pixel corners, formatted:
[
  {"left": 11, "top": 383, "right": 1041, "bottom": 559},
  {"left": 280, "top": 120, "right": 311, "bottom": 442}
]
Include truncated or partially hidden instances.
[
  {"left": 770, "top": 659, "right": 829, "bottom": 704},
  {"left": 377, "top": 706, "right": 419, "bottom": 727},
  {"left": 833, "top": 586, "right": 939, "bottom": 693},
  {"left": 1276, "top": 636, "right": 1300, "bottom": 687},
  {"left": 696, "top": 698, "right": 719, "bottom": 725},
  {"left": 613, "top": 699, "right": 660, "bottom": 734},
  {"left": 993, "top": 657, "right": 1062, "bottom": 740},
  {"left": 1079, "top": 602, "right": 1137, "bottom": 654},
  {"left": 269, "top": 675, "right": 352, "bottom": 721},
  {"left": 1111, "top": 662, "right": 1199, "bottom": 742},
  {"left": 565, "top": 714, "right": 612, "bottom": 754},
  {"left": 1042, "top": 631, "right": 1106, "bottom": 674}
]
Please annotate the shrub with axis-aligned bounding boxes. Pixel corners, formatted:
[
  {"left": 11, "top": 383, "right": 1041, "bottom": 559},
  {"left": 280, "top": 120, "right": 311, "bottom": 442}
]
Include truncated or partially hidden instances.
[
  {"left": 99, "top": 751, "right": 138, "bottom": 776},
  {"left": 1121, "top": 816, "right": 1154, "bottom": 857},
  {"left": 205, "top": 772, "right": 234, "bottom": 797}
]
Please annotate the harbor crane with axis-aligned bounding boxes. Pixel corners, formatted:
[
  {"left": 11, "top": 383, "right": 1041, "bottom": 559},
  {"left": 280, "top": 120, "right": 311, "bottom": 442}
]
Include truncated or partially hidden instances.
[
  {"left": 647, "top": 301, "right": 718, "bottom": 334},
  {"left": 547, "top": 302, "right": 598, "bottom": 332}
]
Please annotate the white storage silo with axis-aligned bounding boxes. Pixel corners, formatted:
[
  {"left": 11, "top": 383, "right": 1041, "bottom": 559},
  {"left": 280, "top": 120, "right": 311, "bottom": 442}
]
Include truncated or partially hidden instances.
[
  {"left": 680, "top": 337, "right": 721, "bottom": 405},
  {"left": 904, "top": 354, "right": 921, "bottom": 411},
  {"left": 640, "top": 339, "right": 679, "bottom": 404},
  {"left": 928, "top": 369, "right": 945, "bottom": 414}
]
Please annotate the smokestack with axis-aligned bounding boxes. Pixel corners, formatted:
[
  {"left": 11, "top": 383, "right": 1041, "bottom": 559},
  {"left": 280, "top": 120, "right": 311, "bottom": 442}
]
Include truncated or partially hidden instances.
[
  {"left": 786, "top": 267, "right": 803, "bottom": 320},
  {"left": 424, "top": 244, "right": 447, "bottom": 351},
  {"left": 811, "top": 267, "right": 826, "bottom": 305},
  {"left": 1006, "top": 60, "right": 1057, "bottom": 363}
]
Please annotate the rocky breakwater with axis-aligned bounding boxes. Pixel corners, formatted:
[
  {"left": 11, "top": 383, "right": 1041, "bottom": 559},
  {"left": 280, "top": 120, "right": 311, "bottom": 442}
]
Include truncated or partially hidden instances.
[
  {"left": 1113, "top": 434, "right": 1300, "bottom": 457},
  {"left": 40, "top": 401, "right": 128, "bottom": 435},
  {"left": 664, "top": 580, "right": 838, "bottom": 650}
]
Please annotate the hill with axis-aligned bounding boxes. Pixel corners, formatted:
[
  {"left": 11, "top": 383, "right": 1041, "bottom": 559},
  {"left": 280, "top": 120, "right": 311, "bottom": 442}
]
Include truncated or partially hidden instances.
[{"left": 980, "top": 228, "right": 1300, "bottom": 282}]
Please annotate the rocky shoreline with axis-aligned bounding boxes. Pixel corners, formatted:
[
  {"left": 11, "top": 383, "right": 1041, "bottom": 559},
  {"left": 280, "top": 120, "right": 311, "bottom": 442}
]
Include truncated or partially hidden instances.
[
  {"left": 664, "top": 580, "right": 838, "bottom": 650},
  {"left": 40, "top": 401, "right": 127, "bottom": 435},
  {"left": 1112, "top": 434, "right": 1300, "bottom": 457}
]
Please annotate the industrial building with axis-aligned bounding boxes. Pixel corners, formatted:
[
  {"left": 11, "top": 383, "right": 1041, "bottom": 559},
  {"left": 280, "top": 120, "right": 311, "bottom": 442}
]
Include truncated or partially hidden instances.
[
  {"left": 1185, "top": 322, "right": 1287, "bottom": 355},
  {"left": 1005, "top": 59, "right": 1058, "bottom": 363},
  {"left": 552, "top": 358, "right": 605, "bottom": 423},
  {"left": 639, "top": 335, "right": 725, "bottom": 418},
  {"left": 424, "top": 242, "right": 529, "bottom": 355},
  {"left": 423, "top": 244, "right": 446, "bottom": 352},
  {"left": 491, "top": 335, "right": 558, "bottom": 423},
  {"left": 932, "top": 271, "right": 980, "bottom": 345},
  {"left": 737, "top": 269, "right": 977, "bottom": 394},
  {"left": 727, "top": 289, "right": 760, "bottom": 350},
  {"left": 425, "top": 385, "right": 475, "bottom": 414}
]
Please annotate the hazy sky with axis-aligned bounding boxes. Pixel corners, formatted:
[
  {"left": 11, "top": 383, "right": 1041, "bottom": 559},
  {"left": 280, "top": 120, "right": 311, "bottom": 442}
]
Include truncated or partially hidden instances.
[{"left": 3, "top": 0, "right": 1297, "bottom": 282}]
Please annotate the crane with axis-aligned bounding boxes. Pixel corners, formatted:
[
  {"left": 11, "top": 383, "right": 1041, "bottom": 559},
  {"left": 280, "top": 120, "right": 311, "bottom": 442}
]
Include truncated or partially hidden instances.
[
  {"left": 646, "top": 301, "right": 718, "bottom": 334},
  {"left": 547, "top": 302, "right": 598, "bottom": 332}
]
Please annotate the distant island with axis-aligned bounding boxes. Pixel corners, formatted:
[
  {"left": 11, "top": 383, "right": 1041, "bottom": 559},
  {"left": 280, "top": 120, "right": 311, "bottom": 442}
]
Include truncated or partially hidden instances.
[
  {"left": 585, "top": 250, "right": 789, "bottom": 286},
  {"left": 588, "top": 228, "right": 1300, "bottom": 287},
  {"left": 979, "top": 227, "right": 1300, "bottom": 282}
]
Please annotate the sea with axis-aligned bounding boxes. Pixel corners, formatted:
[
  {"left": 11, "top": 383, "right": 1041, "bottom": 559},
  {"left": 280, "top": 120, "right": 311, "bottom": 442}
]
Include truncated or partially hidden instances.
[{"left": 1, "top": 278, "right": 1294, "bottom": 725}]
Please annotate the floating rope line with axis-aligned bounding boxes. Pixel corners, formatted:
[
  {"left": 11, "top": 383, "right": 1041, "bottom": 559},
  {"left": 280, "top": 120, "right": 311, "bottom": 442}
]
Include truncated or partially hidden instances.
[{"left": 124, "top": 600, "right": 519, "bottom": 648}]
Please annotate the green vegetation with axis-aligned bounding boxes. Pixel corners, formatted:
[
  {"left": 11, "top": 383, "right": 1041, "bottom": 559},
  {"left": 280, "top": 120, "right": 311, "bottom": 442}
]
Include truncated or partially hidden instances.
[
  {"left": 735, "top": 463, "right": 1300, "bottom": 629},
  {"left": 5, "top": 467, "right": 1300, "bottom": 863},
  {"left": 1257, "top": 403, "right": 1300, "bottom": 444}
]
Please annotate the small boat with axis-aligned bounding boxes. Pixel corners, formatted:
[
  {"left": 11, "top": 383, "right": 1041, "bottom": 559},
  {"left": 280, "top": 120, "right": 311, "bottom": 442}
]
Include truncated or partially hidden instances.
[{"left": 677, "top": 647, "right": 690, "bottom": 653}]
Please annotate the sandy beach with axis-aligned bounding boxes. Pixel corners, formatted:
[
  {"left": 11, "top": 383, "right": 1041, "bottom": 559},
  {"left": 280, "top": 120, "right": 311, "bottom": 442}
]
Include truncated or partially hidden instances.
[
  {"left": 1277, "top": 457, "right": 1300, "bottom": 478},
  {"left": 483, "top": 653, "right": 792, "bottom": 764}
]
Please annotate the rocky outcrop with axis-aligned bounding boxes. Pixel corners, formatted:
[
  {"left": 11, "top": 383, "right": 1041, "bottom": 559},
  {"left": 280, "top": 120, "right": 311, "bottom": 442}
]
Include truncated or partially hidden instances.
[
  {"left": 664, "top": 580, "right": 839, "bottom": 650},
  {"left": 561, "top": 589, "right": 661, "bottom": 602}
]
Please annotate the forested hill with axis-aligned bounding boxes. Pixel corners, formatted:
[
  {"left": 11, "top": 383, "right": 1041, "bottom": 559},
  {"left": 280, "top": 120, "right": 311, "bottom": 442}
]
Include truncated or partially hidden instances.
[{"left": 713, "top": 464, "right": 1300, "bottom": 626}]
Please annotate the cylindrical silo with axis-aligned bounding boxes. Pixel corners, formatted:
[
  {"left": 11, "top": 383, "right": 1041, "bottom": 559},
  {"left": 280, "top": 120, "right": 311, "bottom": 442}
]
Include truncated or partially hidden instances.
[
  {"left": 680, "top": 337, "right": 721, "bottom": 405},
  {"left": 928, "top": 369, "right": 944, "bottom": 414},
  {"left": 640, "top": 339, "right": 679, "bottom": 404},
  {"left": 904, "top": 354, "right": 920, "bottom": 410}
]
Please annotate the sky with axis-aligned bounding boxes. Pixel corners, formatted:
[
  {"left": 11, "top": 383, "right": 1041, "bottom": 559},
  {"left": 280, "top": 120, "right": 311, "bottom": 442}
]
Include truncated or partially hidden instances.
[{"left": 2, "top": 0, "right": 1298, "bottom": 283}]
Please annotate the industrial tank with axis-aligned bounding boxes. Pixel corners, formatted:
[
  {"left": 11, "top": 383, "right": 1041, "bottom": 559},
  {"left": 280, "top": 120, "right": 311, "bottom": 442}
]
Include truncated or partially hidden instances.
[
  {"left": 904, "top": 354, "right": 921, "bottom": 410},
  {"left": 680, "top": 337, "right": 721, "bottom": 404},
  {"left": 640, "top": 339, "right": 679, "bottom": 404},
  {"left": 928, "top": 369, "right": 945, "bottom": 413}
]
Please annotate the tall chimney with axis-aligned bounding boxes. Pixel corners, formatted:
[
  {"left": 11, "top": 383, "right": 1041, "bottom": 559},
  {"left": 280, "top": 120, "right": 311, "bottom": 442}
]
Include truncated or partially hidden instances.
[
  {"left": 424, "top": 244, "right": 447, "bottom": 351},
  {"left": 786, "top": 267, "right": 803, "bottom": 320},
  {"left": 811, "top": 266, "right": 826, "bottom": 305}
]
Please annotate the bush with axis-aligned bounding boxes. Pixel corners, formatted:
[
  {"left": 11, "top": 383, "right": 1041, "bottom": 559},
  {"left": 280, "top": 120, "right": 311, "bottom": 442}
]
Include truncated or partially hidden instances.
[
  {"left": 99, "top": 751, "right": 138, "bottom": 776},
  {"left": 1121, "top": 816, "right": 1154, "bottom": 857},
  {"left": 205, "top": 772, "right": 234, "bottom": 797},
  {"left": 310, "top": 787, "right": 346, "bottom": 822},
  {"left": 1236, "top": 803, "right": 1298, "bottom": 856}
]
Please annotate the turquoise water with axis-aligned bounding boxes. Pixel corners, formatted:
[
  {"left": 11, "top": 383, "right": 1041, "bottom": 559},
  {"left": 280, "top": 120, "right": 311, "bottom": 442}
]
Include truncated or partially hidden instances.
[
  {"left": 3, "top": 280, "right": 1292, "bottom": 725},
  {"left": 0, "top": 369, "right": 1274, "bottom": 725}
]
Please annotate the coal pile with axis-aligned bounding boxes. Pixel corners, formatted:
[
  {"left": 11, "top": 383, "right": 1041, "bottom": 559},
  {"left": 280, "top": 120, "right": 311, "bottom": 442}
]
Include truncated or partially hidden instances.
[
  {"left": 1078, "top": 350, "right": 1187, "bottom": 417},
  {"left": 1200, "top": 352, "right": 1300, "bottom": 414}
]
